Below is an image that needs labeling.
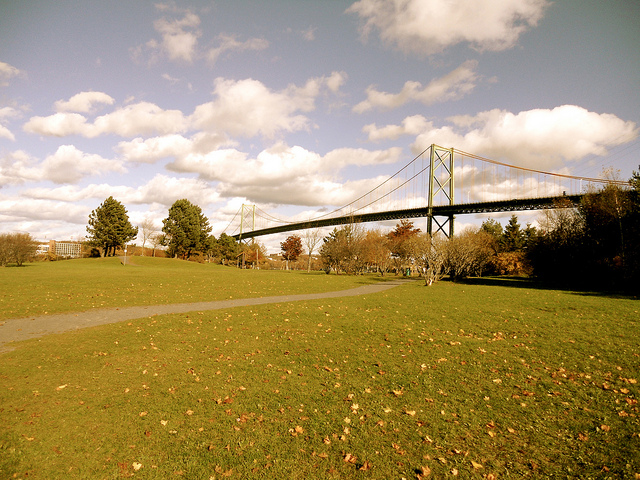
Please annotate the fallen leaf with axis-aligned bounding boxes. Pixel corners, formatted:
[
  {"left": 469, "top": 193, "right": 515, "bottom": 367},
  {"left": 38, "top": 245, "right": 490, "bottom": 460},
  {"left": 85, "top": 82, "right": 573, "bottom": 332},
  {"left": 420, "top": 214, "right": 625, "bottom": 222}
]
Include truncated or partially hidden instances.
[
  {"left": 132, "top": 462, "right": 142, "bottom": 471},
  {"left": 343, "top": 453, "right": 357, "bottom": 464},
  {"left": 417, "top": 465, "right": 431, "bottom": 478},
  {"left": 471, "top": 460, "right": 484, "bottom": 469},
  {"left": 405, "top": 409, "right": 416, "bottom": 416}
]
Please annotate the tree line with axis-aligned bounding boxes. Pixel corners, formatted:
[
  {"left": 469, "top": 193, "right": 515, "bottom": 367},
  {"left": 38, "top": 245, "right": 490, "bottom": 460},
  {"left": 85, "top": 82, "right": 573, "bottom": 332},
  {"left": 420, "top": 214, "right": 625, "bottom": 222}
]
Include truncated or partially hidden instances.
[
  {"left": 5, "top": 167, "right": 637, "bottom": 293},
  {"left": 308, "top": 168, "right": 640, "bottom": 291},
  {"left": 85, "top": 197, "right": 241, "bottom": 264}
]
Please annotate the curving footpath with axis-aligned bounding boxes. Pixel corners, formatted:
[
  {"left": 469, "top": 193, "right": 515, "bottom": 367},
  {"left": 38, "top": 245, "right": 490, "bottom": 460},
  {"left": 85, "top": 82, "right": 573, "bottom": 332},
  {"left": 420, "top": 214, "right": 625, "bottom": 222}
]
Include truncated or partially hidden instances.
[{"left": 0, "top": 279, "right": 410, "bottom": 353}]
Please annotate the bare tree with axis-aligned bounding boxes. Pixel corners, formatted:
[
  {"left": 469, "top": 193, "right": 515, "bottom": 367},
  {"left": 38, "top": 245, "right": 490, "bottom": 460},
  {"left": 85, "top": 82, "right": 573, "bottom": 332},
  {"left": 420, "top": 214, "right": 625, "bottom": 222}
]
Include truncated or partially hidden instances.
[
  {"left": 139, "top": 217, "right": 158, "bottom": 257},
  {"left": 407, "top": 233, "right": 447, "bottom": 286},
  {"left": 303, "top": 228, "right": 322, "bottom": 272},
  {"left": 0, "top": 232, "right": 37, "bottom": 266},
  {"left": 149, "top": 233, "right": 163, "bottom": 257},
  {"left": 446, "top": 228, "right": 494, "bottom": 281}
]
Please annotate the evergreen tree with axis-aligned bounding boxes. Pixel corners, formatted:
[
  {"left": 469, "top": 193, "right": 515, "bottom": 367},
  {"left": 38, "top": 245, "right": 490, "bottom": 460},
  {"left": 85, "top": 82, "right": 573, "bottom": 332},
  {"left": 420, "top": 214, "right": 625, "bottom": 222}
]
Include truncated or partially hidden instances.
[
  {"left": 162, "top": 199, "right": 212, "bottom": 259},
  {"left": 500, "top": 215, "right": 525, "bottom": 252},
  {"left": 86, "top": 196, "right": 138, "bottom": 257},
  {"left": 215, "top": 233, "right": 239, "bottom": 264}
]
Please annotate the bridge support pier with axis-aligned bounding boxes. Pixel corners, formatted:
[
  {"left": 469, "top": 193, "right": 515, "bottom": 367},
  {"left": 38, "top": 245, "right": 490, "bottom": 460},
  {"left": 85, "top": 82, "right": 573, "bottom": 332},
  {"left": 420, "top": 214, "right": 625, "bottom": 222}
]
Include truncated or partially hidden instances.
[{"left": 427, "top": 145, "right": 455, "bottom": 238}]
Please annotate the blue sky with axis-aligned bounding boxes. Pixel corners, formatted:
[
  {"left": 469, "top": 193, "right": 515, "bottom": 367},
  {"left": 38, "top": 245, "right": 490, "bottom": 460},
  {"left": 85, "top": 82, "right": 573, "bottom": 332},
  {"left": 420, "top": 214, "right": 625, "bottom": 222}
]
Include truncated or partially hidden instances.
[{"left": 1, "top": 0, "right": 638, "bottom": 252}]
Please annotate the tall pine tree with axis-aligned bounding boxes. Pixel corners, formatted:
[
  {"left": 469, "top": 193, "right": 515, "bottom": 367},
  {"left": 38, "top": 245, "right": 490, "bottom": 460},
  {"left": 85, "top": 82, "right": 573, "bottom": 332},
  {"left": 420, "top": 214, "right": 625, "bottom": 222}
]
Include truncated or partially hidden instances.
[{"left": 86, "top": 196, "right": 138, "bottom": 257}]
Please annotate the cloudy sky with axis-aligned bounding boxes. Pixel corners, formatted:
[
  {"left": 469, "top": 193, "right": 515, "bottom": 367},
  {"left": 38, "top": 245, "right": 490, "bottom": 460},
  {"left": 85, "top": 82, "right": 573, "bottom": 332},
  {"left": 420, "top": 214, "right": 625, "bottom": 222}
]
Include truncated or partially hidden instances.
[{"left": 1, "top": 0, "right": 639, "bottom": 252}]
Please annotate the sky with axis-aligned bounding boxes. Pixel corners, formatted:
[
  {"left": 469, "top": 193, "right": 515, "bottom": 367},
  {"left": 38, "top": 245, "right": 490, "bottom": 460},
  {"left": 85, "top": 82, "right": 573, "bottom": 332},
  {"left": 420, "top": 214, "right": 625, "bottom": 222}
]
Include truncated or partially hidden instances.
[{"left": 1, "top": 0, "right": 639, "bottom": 253}]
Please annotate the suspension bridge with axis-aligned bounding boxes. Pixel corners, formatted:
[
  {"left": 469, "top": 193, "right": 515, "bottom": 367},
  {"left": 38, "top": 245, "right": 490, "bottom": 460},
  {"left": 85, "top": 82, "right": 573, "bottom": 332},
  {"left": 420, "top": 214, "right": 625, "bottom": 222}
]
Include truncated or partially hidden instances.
[{"left": 224, "top": 144, "right": 625, "bottom": 240}]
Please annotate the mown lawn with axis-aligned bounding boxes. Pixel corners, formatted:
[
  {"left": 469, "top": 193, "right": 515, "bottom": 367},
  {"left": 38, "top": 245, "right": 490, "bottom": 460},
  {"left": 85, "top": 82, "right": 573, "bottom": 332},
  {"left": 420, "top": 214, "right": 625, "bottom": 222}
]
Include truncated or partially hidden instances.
[
  {"left": 0, "top": 257, "right": 379, "bottom": 320},
  {"left": 1, "top": 261, "right": 639, "bottom": 479}
]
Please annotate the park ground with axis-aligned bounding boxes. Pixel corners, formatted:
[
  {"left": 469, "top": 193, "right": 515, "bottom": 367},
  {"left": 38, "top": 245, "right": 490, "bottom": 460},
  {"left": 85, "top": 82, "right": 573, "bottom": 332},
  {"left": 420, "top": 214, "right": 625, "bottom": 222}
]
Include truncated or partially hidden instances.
[{"left": 0, "top": 257, "right": 638, "bottom": 479}]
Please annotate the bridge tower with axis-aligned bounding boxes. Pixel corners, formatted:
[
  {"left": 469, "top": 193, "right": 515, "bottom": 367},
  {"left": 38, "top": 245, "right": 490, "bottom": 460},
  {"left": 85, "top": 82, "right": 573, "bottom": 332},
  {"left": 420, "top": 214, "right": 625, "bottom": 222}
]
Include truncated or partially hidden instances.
[
  {"left": 239, "top": 204, "right": 256, "bottom": 241},
  {"left": 427, "top": 145, "right": 455, "bottom": 237}
]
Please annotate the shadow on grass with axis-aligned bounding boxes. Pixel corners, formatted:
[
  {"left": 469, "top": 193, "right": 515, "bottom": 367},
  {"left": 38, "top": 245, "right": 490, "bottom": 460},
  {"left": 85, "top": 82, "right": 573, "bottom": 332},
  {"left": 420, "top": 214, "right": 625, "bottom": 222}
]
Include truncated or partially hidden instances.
[{"left": 456, "top": 276, "right": 638, "bottom": 300}]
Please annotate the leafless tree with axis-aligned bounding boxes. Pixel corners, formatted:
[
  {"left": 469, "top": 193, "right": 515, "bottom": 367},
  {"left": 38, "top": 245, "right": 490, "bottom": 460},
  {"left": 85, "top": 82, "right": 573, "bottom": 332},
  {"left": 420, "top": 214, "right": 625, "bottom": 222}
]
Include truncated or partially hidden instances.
[
  {"left": 303, "top": 228, "right": 322, "bottom": 272},
  {"left": 139, "top": 217, "right": 158, "bottom": 256},
  {"left": 0, "top": 232, "right": 37, "bottom": 266},
  {"left": 446, "top": 228, "right": 494, "bottom": 281},
  {"left": 149, "top": 233, "right": 163, "bottom": 257},
  {"left": 407, "top": 232, "right": 447, "bottom": 286}
]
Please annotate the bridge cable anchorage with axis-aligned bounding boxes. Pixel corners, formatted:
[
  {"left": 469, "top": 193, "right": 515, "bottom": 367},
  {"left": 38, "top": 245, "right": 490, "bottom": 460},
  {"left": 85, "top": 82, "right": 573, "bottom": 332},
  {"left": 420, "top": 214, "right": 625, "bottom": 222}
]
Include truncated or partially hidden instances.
[{"left": 228, "top": 144, "right": 627, "bottom": 240}]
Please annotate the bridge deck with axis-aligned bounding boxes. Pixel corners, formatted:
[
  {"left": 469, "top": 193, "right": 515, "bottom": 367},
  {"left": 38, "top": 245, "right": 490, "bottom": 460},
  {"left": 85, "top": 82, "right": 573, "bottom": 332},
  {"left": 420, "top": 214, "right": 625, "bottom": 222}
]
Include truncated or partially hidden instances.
[{"left": 234, "top": 194, "right": 582, "bottom": 240}]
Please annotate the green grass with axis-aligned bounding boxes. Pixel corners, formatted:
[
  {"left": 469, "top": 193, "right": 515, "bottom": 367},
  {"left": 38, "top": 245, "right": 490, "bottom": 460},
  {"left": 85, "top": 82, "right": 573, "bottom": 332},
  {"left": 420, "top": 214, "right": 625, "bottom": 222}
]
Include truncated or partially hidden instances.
[
  {"left": 1, "top": 260, "right": 639, "bottom": 479},
  {"left": 0, "top": 257, "right": 379, "bottom": 320}
]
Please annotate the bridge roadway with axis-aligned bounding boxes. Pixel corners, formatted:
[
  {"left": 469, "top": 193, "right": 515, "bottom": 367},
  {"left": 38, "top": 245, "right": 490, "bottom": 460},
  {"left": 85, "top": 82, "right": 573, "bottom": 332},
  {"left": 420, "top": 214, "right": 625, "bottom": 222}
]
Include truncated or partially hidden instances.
[{"left": 233, "top": 194, "right": 583, "bottom": 240}]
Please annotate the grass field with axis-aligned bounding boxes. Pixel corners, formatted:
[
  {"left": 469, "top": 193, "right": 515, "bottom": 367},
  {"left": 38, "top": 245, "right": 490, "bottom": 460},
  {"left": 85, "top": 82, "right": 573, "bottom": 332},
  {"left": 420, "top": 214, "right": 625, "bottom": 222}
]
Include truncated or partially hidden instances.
[
  {"left": 1, "top": 258, "right": 639, "bottom": 479},
  {"left": 0, "top": 257, "right": 378, "bottom": 321}
]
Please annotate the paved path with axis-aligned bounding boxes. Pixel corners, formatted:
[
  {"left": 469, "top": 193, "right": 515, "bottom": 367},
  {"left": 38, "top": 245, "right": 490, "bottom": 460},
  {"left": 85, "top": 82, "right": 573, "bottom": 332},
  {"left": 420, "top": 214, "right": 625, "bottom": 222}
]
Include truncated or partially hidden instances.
[{"left": 0, "top": 279, "right": 409, "bottom": 353}]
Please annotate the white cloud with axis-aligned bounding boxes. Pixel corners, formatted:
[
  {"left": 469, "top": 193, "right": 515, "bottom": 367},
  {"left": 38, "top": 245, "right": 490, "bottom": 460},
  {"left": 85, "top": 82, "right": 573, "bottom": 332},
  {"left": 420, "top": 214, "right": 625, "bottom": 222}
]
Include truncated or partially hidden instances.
[
  {"left": 0, "top": 107, "right": 19, "bottom": 140},
  {"left": 354, "top": 60, "right": 479, "bottom": 112},
  {"left": 130, "top": 174, "right": 220, "bottom": 207},
  {"left": 117, "top": 133, "right": 235, "bottom": 164},
  {"left": 300, "top": 26, "right": 317, "bottom": 41},
  {"left": 190, "top": 74, "right": 347, "bottom": 139},
  {"left": 41, "top": 145, "right": 126, "bottom": 184},
  {"left": 23, "top": 112, "right": 91, "bottom": 137},
  {"left": 217, "top": 174, "right": 392, "bottom": 207},
  {"left": 0, "top": 197, "right": 88, "bottom": 224},
  {"left": 323, "top": 147, "right": 402, "bottom": 167},
  {"left": 93, "top": 102, "right": 188, "bottom": 137},
  {"left": 154, "top": 11, "right": 201, "bottom": 62},
  {"left": 325, "top": 71, "right": 348, "bottom": 93},
  {"left": 363, "top": 114, "right": 432, "bottom": 141},
  {"left": 207, "top": 34, "right": 269, "bottom": 65},
  {"left": 24, "top": 183, "right": 132, "bottom": 203},
  {"left": 164, "top": 141, "right": 401, "bottom": 187},
  {"left": 23, "top": 102, "right": 188, "bottom": 138},
  {"left": 22, "top": 174, "right": 220, "bottom": 210},
  {"left": 408, "top": 105, "right": 638, "bottom": 168},
  {"left": 347, "top": 0, "right": 549, "bottom": 55},
  {"left": 167, "top": 142, "right": 403, "bottom": 207},
  {"left": 191, "top": 78, "right": 316, "bottom": 138},
  {"left": 1, "top": 145, "right": 125, "bottom": 186},
  {"left": 0, "top": 150, "right": 41, "bottom": 186},
  {"left": 0, "top": 61, "right": 23, "bottom": 87},
  {"left": 54, "top": 91, "right": 115, "bottom": 113}
]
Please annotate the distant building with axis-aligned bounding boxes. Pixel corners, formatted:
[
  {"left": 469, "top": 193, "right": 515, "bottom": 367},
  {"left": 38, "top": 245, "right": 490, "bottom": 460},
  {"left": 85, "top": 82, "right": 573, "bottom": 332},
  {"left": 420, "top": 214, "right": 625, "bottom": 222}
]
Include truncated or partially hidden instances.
[{"left": 38, "top": 240, "right": 83, "bottom": 258}]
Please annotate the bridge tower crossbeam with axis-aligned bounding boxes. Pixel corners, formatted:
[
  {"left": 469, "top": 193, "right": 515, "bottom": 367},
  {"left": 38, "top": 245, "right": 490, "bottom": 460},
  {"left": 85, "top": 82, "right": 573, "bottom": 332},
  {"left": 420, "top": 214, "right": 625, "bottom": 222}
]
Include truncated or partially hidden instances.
[{"left": 428, "top": 145, "right": 455, "bottom": 237}]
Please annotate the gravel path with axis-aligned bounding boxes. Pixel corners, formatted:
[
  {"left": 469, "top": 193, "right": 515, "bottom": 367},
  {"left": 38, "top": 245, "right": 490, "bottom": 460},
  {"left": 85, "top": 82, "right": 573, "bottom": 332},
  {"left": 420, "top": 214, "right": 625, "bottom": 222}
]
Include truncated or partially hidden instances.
[{"left": 0, "top": 279, "right": 409, "bottom": 353}]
